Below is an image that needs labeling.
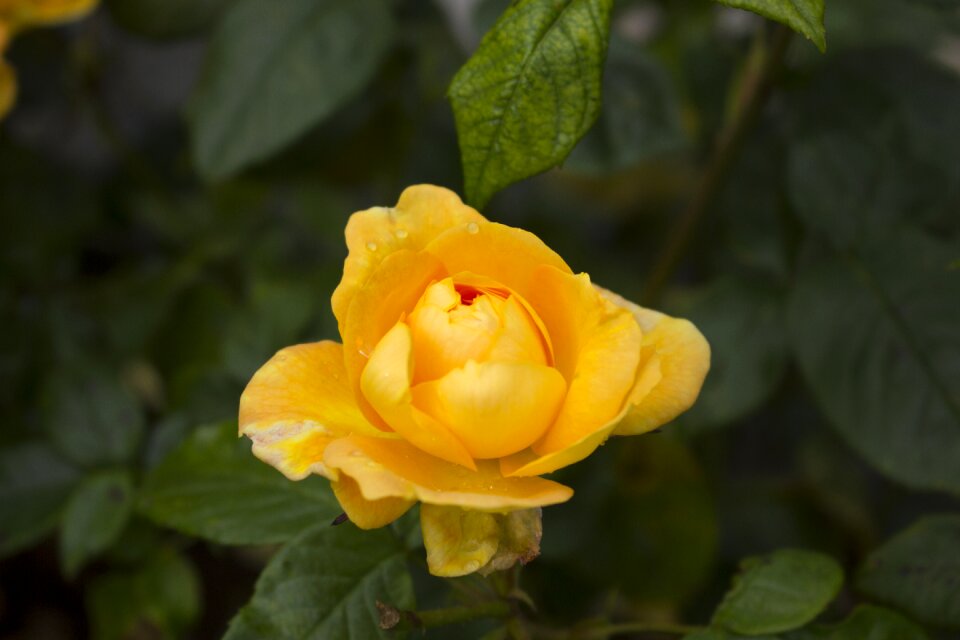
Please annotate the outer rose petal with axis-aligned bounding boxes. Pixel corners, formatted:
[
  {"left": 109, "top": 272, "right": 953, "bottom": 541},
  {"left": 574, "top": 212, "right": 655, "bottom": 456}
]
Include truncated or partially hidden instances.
[
  {"left": 524, "top": 266, "right": 642, "bottom": 455},
  {"left": 239, "top": 341, "right": 389, "bottom": 480},
  {"left": 424, "top": 220, "right": 572, "bottom": 305},
  {"left": 341, "top": 249, "right": 447, "bottom": 428},
  {"left": 331, "top": 185, "right": 485, "bottom": 332},
  {"left": 420, "top": 505, "right": 542, "bottom": 577},
  {"left": 501, "top": 283, "right": 707, "bottom": 478},
  {"left": 322, "top": 435, "right": 574, "bottom": 511},
  {"left": 420, "top": 505, "right": 499, "bottom": 576},
  {"left": 598, "top": 287, "right": 711, "bottom": 435},
  {"left": 331, "top": 475, "right": 414, "bottom": 530},
  {"left": 360, "top": 321, "right": 477, "bottom": 469}
]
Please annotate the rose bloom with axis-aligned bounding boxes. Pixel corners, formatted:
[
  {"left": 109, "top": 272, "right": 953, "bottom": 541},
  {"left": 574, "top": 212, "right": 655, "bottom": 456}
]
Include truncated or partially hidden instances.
[
  {"left": 240, "top": 185, "right": 709, "bottom": 576},
  {"left": 0, "top": 0, "right": 98, "bottom": 119}
]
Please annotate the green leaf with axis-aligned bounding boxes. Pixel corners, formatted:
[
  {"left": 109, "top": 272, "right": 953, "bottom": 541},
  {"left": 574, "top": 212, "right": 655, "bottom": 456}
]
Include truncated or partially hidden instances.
[
  {"left": 87, "top": 547, "right": 201, "bottom": 640},
  {"left": 713, "top": 549, "right": 844, "bottom": 635},
  {"left": 60, "top": 470, "right": 135, "bottom": 578},
  {"left": 105, "top": 0, "right": 231, "bottom": 39},
  {"left": 787, "top": 133, "right": 901, "bottom": 248},
  {"left": 43, "top": 364, "right": 145, "bottom": 468},
  {"left": 673, "top": 277, "right": 788, "bottom": 431},
  {"left": 713, "top": 0, "right": 826, "bottom": 51},
  {"left": 787, "top": 51, "right": 960, "bottom": 245},
  {"left": 139, "top": 422, "right": 340, "bottom": 545},
  {"left": 791, "top": 605, "right": 929, "bottom": 640},
  {"left": 222, "top": 524, "right": 414, "bottom": 640},
  {"left": 857, "top": 515, "right": 960, "bottom": 629},
  {"left": 566, "top": 36, "right": 686, "bottom": 174},
  {"left": 188, "top": 0, "right": 393, "bottom": 179},
  {"left": 449, "top": 0, "right": 613, "bottom": 208},
  {"left": 0, "top": 442, "right": 80, "bottom": 558},
  {"left": 787, "top": 233, "right": 960, "bottom": 493}
]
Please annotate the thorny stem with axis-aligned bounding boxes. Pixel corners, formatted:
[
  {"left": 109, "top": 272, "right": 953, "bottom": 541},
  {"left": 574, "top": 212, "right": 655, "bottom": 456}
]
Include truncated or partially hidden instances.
[
  {"left": 641, "top": 24, "right": 792, "bottom": 306},
  {"left": 377, "top": 600, "right": 513, "bottom": 632}
]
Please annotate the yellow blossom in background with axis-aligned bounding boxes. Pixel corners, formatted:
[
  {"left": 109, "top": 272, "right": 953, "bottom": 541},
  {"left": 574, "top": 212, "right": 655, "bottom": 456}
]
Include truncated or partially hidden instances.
[
  {"left": 0, "top": 0, "right": 97, "bottom": 119},
  {"left": 239, "top": 185, "right": 710, "bottom": 577}
]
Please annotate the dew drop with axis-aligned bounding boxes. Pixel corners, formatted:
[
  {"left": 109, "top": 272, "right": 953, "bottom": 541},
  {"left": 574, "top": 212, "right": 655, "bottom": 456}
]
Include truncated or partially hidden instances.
[
  {"left": 466, "top": 222, "right": 480, "bottom": 234},
  {"left": 395, "top": 228, "right": 408, "bottom": 239},
  {"left": 464, "top": 561, "right": 481, "bottom": 572},
  {"left": 366, "top": 242, "right": 378, "bottom": 251}
]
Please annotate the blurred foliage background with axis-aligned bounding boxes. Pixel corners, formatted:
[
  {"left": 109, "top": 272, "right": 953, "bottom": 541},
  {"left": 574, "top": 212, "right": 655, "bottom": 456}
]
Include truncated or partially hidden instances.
[{"left": 1, "top": 0, "right": 959, "bottom": 638}]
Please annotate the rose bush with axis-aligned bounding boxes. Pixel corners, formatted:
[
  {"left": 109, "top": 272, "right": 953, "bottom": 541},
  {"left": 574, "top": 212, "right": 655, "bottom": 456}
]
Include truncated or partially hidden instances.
[
  {"left": 239, "top": 185, "right": 710, "bottom": 576},
  {"left": 0, "top": 0, "right": 97, "bottom": 119}
]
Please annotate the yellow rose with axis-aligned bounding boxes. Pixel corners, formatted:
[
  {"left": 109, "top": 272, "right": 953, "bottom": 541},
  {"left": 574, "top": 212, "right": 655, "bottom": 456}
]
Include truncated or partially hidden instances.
[
  {"left": 0, "top": 0, "right": 98, "bottom": 120},
  {"left": 239, "top": 185, "right": 710, "bottom": 577}
]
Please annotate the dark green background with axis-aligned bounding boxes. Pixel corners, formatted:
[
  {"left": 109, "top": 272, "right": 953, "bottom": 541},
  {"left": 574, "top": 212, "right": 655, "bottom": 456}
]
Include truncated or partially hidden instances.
[{"left": 1, "top": 0, "right": 958, "bottom": 638}]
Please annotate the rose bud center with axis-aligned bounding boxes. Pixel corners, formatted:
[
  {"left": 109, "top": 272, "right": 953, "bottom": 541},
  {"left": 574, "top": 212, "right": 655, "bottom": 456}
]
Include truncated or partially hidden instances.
[{"left": 405, "top": 276, "right": 566, "bottom": 459}]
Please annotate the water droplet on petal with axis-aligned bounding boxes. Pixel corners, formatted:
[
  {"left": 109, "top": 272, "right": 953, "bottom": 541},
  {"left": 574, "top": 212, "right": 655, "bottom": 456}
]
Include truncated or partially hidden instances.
[
  {"left": 395, "top": 228, "right": 408, "bottom": 239},
  {"left": 366, "top": 242, "right": 378, "bottom": 251},
  {"left": 466, "top": 222, "right": 480, "bottom": 234},
  {"left": 464, "top": 561, "right": 481, "bottom": 572}
]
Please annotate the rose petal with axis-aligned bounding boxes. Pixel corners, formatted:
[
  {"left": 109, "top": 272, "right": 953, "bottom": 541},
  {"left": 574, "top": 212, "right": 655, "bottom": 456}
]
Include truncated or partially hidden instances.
[
  {"left": 419, "top": 505, "right": 543, "bottom": 577},
  {"left": 239, "top": 341, "right": 389, "bottom": 480},
  {"left": 360, "top": 322, "right": 477, "bottom": 469},
  {"left": 420, "top": 505, "right": 499, "bottom": 576},
  {"left": 341, "top": 248, "right": 447, "bottom": 428},
  {"left": 323, "top": 435, "right": 573, "bottom": 511},
  {"left": 331, "top": 475, "right": 414, "bottom": 530},
  {"left": 598, "top": 287, "right": 711, "bottom": 435},
  {"left": 412, "top": 360, "right": 566, "bottom": 459},
  {"left": 526, "top": 267, "right": 641, "bottom": 454},
  {"left": 331, "top": 185, "right": 485, "bottom": 331},
  {"left": 425, "top": 220, "right": 572, "bottom": 305}
]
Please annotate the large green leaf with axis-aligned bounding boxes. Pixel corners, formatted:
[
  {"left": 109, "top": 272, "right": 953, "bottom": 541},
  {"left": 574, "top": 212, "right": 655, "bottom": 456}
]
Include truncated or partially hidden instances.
[
  {"left": 674, "top": 277, "right": 788, "bottom": 431},
  {"left": 60, "top": 470, "right": 135, "bottom": 578},
  {"left": 87, "top": 547, "right": 201, "bottom": 640},
  {"left": 787, "top": 51, "right": 960, "bottom": 246},
  {"left": 787, "top": 233, "right": 960, "bottom": 493},
  {"left": 0, "top": 442, "right": 80, "bottom": 558},
  {"left": 566, "top": 36, "right": 686, "bottom": 174},
  {"left": 223, "top": 524, "right": 414, "bottom": 640},
  {"left": 43, "top": 364, "right": 145, "bottom": 468},
  {"left": 449, "top": 0, "right": 613, "bottom": 208},
  {"left": 857, "top": 515, "right": 960, "bottom": 628},
  {"left": 188, "top": 0, "right": 393, "bottom": 179},
  {"left": 713, "top": 549, "right": 843, "bottom": 635},
  {"left": 791, "top": 605, "right": 929, "bottom": 639},
  {"left": 139, "top": 422, "right": 340, "bottom": 545},
  {"left": 106, "top": 0, "right": 231, "bottom": 39},
  {"left": 713, "top": 0, "right": 826, "bottom": 51}
]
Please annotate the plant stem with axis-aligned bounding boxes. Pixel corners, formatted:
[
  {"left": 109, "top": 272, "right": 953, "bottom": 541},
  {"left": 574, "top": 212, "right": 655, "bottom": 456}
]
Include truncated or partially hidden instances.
[
  {"left": 641, "top": 24, "right": 792, "bottom": 306},
  {"left": 529, "top": 620, "right": 705, "bottom": 639},
  {"left": 377, "top": 600, "right": 513, "bottom": 631},
  {"left": 575, "top": 622, "right": 704, "bottom": 638}
]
